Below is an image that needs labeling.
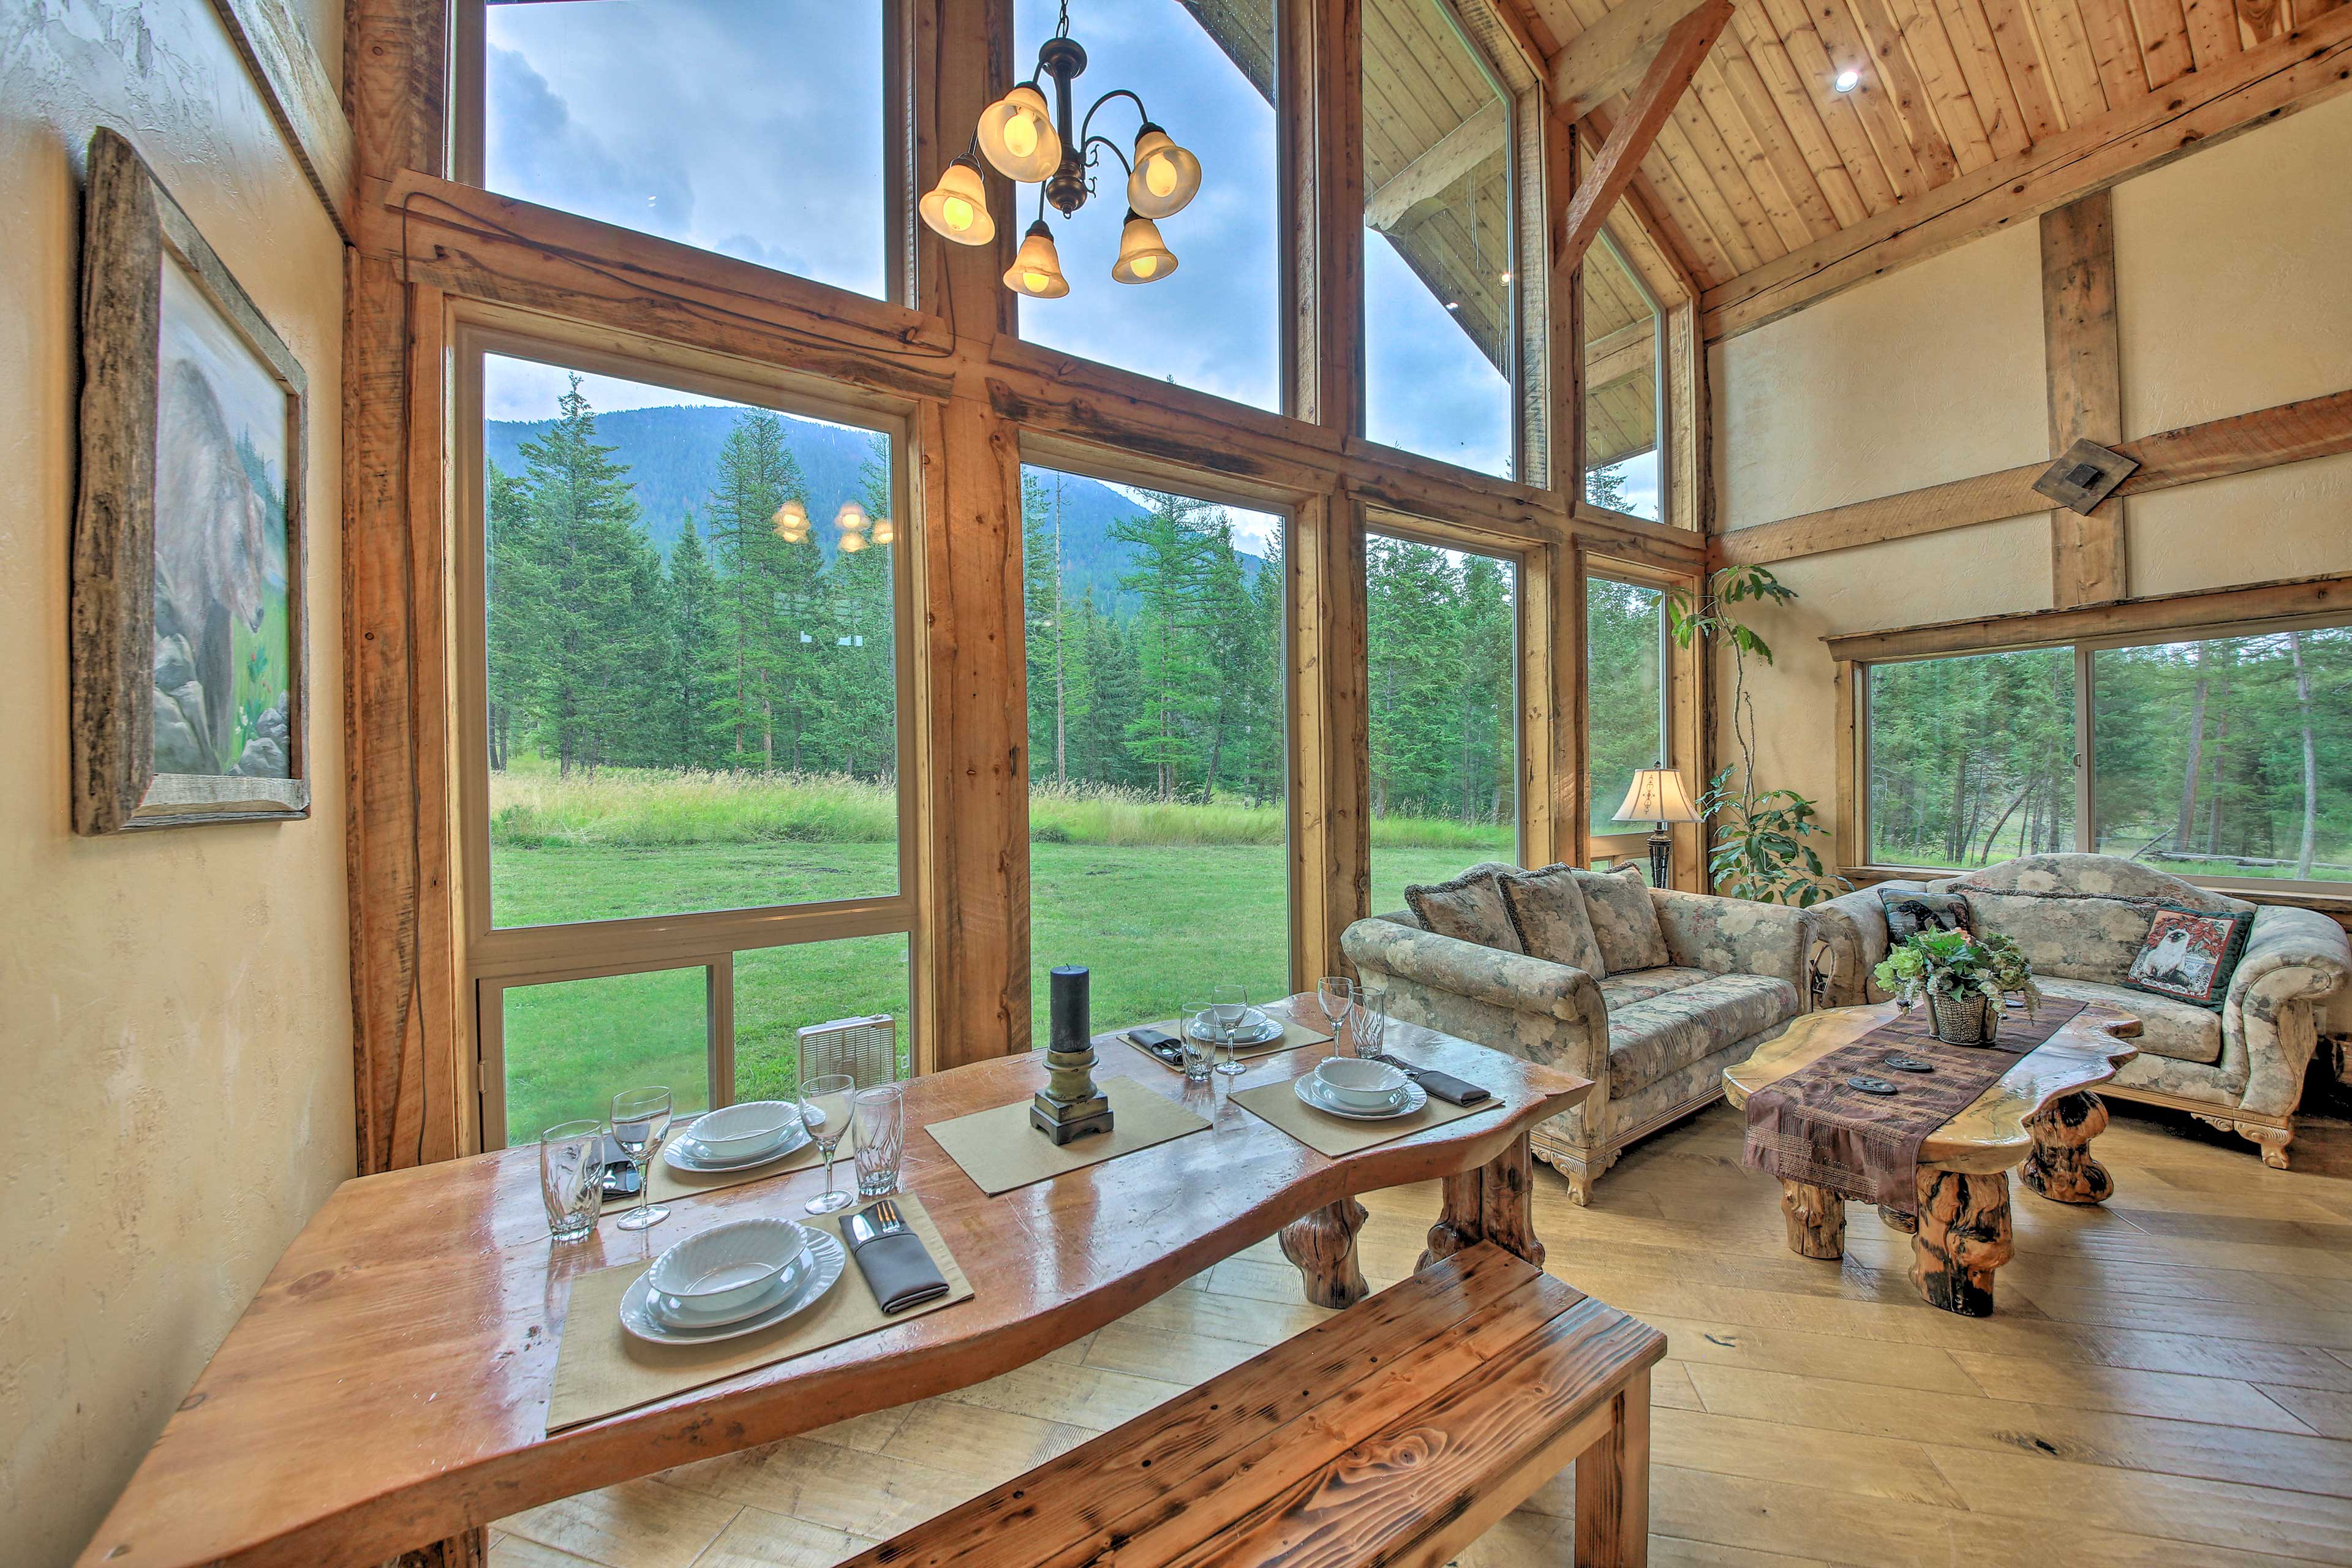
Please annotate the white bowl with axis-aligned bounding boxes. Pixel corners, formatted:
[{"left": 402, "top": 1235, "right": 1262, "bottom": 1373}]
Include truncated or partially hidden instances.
[
  {"left": 1313, "top": 1057, "right": 1409, "bottom": 1109},
  {"left": 687, "top": 1100, "right": 801, "bottom": 1159},
  {"left": 646, "top": 1216, "right": 812, "bottom": 1317}
]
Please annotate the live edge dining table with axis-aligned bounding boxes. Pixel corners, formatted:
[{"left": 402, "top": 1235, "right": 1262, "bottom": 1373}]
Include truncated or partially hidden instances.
[{"left": 77, "top": 997, "right": 1591, "bottom": 1568}]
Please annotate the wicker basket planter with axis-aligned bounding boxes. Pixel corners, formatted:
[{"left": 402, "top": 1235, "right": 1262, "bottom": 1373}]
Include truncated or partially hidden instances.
[{"left": 1928, "top": 989, "right": 1999, "bottom": 1046}]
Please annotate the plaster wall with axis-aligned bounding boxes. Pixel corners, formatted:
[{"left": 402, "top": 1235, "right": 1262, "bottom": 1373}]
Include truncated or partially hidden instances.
[
  {"left": 0, "top": 4, "right": 352, "bottom": 1564},
  {"left": 1708, "top": 97, "right": 2352, "bottom": 1031}
]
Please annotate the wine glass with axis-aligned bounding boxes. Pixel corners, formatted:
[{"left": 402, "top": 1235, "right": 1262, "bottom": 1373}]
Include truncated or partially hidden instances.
[
  {"left": 1211, "top": 984, "right": 1250, "bottom": 1076},
  {"left": 799, "top": 1074, "right": 856, "bottom": 1215},
  {"left": 609, "top": 1086, "right": 674, "bottom": 1233},
  {"left": 1317, "top": 975, "right": 1358, "bottom": 1049}
]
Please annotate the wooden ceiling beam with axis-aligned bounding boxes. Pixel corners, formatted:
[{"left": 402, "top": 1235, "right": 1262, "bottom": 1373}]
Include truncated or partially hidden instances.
[
  {"left": 1366, "top": 101, "right": 1506, "bottom": 231},
  {"left": 1550, "top": 0, "right": 1724, "bottom": 119},
  {"left": 1556, "top": 0, "right": 1738, "bottom": 276},
  {"left": 1702, "top": 4, "right": 2352, "bottom": 339}
]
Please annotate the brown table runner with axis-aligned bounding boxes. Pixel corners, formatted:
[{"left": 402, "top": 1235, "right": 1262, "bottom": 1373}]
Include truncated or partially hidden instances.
[{"left": 1741, "top": 999, "right": 2088, "bottom": 1212}]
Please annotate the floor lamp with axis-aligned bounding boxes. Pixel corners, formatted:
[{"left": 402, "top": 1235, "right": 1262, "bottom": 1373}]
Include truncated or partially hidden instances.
[{"left": 1613, "top": 766, "right": 1702, "bottom": 891}]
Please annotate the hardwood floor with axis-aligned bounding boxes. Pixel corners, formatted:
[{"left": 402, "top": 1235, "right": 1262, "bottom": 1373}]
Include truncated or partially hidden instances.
[{"left": 494, "top": 1100, "right": 2352, "bottom": 1567}]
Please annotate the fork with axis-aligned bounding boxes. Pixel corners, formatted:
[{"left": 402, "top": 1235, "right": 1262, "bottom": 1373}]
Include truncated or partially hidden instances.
[{"left": 867, "top": 1197, "right": 907, "bottom": 1237}]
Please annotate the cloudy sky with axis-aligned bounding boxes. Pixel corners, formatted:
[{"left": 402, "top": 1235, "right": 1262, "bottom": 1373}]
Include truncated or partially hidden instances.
[{"left": 482, "top": 0, "right": 1652, "bottom": 522}]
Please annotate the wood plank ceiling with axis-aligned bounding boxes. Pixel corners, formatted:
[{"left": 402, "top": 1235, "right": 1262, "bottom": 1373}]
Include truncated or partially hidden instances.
[{"left": 1520, "top": 0, "right": 2328, "bottom": 306}]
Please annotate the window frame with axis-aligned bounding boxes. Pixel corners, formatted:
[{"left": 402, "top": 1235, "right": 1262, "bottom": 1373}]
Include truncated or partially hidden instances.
[
  {"left": 450, "top": 309, "right": 925, "bottom": 1147},
  {"left": 1849, "top": 611, "right": 2352, "bottom": 897}
]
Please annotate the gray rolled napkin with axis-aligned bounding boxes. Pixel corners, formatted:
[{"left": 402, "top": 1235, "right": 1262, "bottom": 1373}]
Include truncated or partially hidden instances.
[
  {"left": 1374, "top": 1057, "right": 1490, "bottom": 1106},
  {"left": 846, "top": 1226, "right": 951, "bottom": 1315}
]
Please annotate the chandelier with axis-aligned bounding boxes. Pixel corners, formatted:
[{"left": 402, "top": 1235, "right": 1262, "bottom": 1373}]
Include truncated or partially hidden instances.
[{"left": 916, "top": 4, "right": 1204, "bottom": 298}]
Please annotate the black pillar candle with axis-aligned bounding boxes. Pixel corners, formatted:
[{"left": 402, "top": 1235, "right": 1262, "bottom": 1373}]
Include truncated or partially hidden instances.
[{"left": 1049, "top": 965, "right": 1091, "bottom": 1055}]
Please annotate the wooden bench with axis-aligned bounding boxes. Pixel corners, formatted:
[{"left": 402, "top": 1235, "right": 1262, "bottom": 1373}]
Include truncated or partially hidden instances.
[{"left": 839, "top": 1242, "right": 1665, "bottom": 1567}]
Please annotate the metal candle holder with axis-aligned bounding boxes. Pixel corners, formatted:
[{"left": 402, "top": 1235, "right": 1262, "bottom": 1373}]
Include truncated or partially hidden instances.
[{"left": 1032, "top": 965, "right": 1114, "bottom": 1145}]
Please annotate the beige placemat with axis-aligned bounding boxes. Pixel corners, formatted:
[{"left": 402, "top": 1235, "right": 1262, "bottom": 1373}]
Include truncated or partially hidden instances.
[
  {"left": 600, "top": 1112, "right": 826, "bottom": 1212},
  {"left": 548, "top": 1193, "right": 973, "bottom": 1433},
  {"left": 1120, "top": 1014, "right": 1334, "bottom": 1073},
  {"left": 925, "top": 1075, "right": 1212, "bottom": 1196},
  {"left": 1229, "top": 1075, "right": 1501, "bottom": 1158}
]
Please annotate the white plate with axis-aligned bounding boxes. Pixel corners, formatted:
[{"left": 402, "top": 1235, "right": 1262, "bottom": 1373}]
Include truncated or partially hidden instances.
[
  {"left": 620, "top": 1231, "right": 847, "bottom": 1345},
  {"left": 1294, "top": 1073, "right": 1427, "bottom": 1121},
  {"left": 665, "top": 1117, "right": 812, "bottom": 1173},
  {"left": 1186, "top": 1009, "right": 1283, "bottom": 1047}
]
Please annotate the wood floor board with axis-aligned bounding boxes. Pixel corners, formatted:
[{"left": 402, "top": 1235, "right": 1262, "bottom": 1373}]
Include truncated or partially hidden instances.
[
  {"left": 1950, "top": 1348, "right": 2326, "bottom": 1432},
  {"left": 499, "top": 1103, "right": 2352, "bottom": 1568},
  {"left": 1685, "top": 1361, "right": 2352, "bottom": 1496}
]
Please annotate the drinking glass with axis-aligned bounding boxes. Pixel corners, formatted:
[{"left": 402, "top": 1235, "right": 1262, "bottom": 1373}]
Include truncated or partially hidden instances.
[
  {"left": 1317, "top": 975, "right": 1358, "bottom": 1050},
  {"left": 1211, "top": 984, "right": 1251, "bottom": 1076},
  {"left": 538, "top": 1119, "right": 604, "bottom": 1243},
  {"left": 1179, "top": 1004, "right": 1217, "bottom": 1083},
  {"left": 609, "top": 1086, "right": 674, "bottom": 1232},
  {"left": 851, "top": 1082, "right": 905, "bottom": 1197},
  {"left": 1354, "top": 1001, "right": 1390, "bottom": 1059},
  {"left": 801, "top": 1073, "right": 857, "bottom": 1214}
]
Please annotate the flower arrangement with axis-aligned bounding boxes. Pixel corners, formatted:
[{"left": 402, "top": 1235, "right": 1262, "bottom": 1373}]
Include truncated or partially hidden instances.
[{"left": 1873, "top": 929, "right": 2041, "bottom": 1041}]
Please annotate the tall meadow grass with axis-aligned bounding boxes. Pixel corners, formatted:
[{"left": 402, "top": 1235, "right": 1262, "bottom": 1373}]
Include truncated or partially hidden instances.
[{"left": 488, "top": 765, "right": 1512, "bottom": 851}]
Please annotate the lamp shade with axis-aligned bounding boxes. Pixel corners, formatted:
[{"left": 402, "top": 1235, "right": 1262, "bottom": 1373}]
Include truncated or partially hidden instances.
[
  {"left": 977, "top": 84, "right": 1061, "bottom": 181},
  {"left": 1003, "top": 221, "right": 1070, "bottom": 298},
  {"left": 1613, "top": 766, "right": 1702, "bottom": 824},
  {"left": 1110, "top": 211, "right": 1177, "bottom": 284},
  {"left": 834, "top": 500, "right": 869, "bottom": 533},
  {"left": 917, "top": 157, "right": 995, "bottom": 247},
  {"left": 1125, "top": 126, "right": 1201, "bottom": 219}
]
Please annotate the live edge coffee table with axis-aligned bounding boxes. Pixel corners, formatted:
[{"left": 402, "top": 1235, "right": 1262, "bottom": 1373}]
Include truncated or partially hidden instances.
[{"left": 1723, "top": 1000, "right": 2139, "bottom": 1316}]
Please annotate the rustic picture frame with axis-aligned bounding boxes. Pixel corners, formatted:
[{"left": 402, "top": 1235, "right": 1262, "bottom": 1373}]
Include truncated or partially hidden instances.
[{"left": 70, "top": 127, "right": 310, "bottom": 833}]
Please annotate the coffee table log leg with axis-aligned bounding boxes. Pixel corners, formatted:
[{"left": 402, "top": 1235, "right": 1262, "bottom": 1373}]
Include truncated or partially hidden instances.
[
  {"left": 1910, "top": 1169, "right": 2013, "bottom": 1317},
  {"left": 1281, "top": 1197, "right": 1370, "bottom": 1308},
  {"left": 2021, "top": 1090, "right": 2114, "bottom": 1204},
  {"left": 1779, "top": 1180, "right": 1845, "bottom": 1259},
  {"left": 1419, "top": 1131, "right": 1545, "bottom": 1275},
  {"left": 1878, "top": 1205, "right": 1918, "bottom": 1234}
]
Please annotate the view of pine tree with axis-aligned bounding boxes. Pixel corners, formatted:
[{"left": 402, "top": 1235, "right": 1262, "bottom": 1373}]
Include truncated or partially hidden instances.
[
  {"left": 1023, "top": 473, "right": 1072, "bottom": 785},
  {"left": 704, "top": 410, "right": 817, "bottom": 769},
  {"left": 1365, "top": 537, "right": 1518, "bottom": 826},
  {"left": 1115, "top": 492, "right": 1226, "bottom": 802},
  {"left": 1586, "top": 579, "right": 1665, "bottom": 835}
]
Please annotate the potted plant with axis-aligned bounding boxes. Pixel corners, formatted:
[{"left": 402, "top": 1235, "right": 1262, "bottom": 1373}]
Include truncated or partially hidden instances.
[{"left": 1871, "top": 929, "right": 2043, "bottom": 1045}]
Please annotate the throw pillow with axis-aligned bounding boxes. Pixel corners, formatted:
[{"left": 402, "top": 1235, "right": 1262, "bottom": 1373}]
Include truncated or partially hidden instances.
[
  {"left": 1496, "top": 864, "right": 1607, "bottom": 975},
  {"left": 1880, "top": 888, "right": 1974, "bottom": 946},
  {"left": 2124, "top": 905, "right": 2253, "bottom": 1012},
  {"left": 1572, "top": 864, "right": 1669, "bottom": 974},
  {"left": 1405, "top": 867, "right": 1522, "bottom": 952}
]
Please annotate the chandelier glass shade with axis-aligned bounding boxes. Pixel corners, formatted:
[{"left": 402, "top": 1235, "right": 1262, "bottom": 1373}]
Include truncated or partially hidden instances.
[{"left": 917, "top": 12, "right": 1200, "bottom": 296}]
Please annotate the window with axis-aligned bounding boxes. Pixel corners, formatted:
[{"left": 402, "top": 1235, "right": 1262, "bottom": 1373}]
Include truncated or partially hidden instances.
[
  {"left": 461, "top": 338, "right": 916, "bottom": 1145},
  {"left": 1365, "top": 533, "right": 1519, "bottom": 912},
  {"left": 1012, "top": 0, "right": 1280, "bottom": 410},
  {"left": 1362, "top": 0, "right": 1517, "bottom": 477},
  {"left": 1019, "top": 466, "right": 1290, "bottom": 1042},
  {"left": 2092, "top": 628, "right": 2351, "bottom": 883},
  {"left": 1586, "top": 578, "right": 1667, "bottom": 841},
  {"left": 477, "top": 0, "right": 888, "bottom": 300},
  {"left": 1866, "top": 649, "right": 2076, "bottom": 872},
  {"left": 1582, "top": 232, "right": 1662, "bottom": 521}
]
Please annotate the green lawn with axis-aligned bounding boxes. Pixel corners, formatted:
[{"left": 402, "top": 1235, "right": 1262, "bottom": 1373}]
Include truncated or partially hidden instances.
[{"left": 492, "top": 833, "right": 1503, "bottom": 1144}]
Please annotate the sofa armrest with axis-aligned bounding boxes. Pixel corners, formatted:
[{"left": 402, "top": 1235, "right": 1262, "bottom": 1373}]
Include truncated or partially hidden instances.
[
  {"left": 1342, "top": 916, "right": 1606, "bottom": 1026},
  {"left": 1807, "top": 881, "right": 1930, "bottom": 1006},
  {"left": 2226, "top": 906, "right": 2352, "bottom": 1115},
  {"left": 1649, "top": 888, "right": 1812, "bottom": 991}
]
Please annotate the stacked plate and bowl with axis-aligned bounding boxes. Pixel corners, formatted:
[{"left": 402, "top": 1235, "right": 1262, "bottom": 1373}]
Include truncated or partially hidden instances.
[
  {"left": 1294, "top": 1057, "right": 1425, "bottom": 1121},
  {"left": 664, "top": 1100, "right": 810, "bottom": 1174},
  {"left": 619, "top": 1214, "right": 848, "bottom": 1344}
]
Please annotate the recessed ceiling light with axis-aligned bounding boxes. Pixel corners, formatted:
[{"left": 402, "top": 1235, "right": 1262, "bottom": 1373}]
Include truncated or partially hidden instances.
[{"left": 1833, "top": 68, "right": 1861, "bottom": 92}]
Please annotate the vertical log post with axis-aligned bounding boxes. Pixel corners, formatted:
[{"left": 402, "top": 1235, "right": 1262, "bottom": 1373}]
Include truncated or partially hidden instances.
[
  {"left": 1779, "top": 1179, "right": 1846, "bottom": 1258},
  {"left": 1280, "top": 1196, "right": 1371, "bottom": 1308},
  {"left": 1910, "top": 1168, "right": 2014, "bottom": 1316},
  {"left": 1420, "top": 1131, "right": 1546, "bottom": 1272},
  {"left": 2021, "top": 1089, "right": 2115, "bottom": 1204}
]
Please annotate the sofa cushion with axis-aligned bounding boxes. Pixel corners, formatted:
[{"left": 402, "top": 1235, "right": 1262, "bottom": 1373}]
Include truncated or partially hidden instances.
[
  {"left": 1881, "top": 888, "right": 1973, "bottom": 944},
  {"left": 1951, "top": 854, "right": 2250, "bottom": 984},
  {"left": 2035, "top": 978, "right": 2223, "bottom": 1065},
  {"left": 1404, "top": 867, "right": 1520, "bottom": 953},
  {"left": 1598, "top": 966, "right": 1717, "bottom": 1011},
  {"left": 1608, "top": 973, "right": 1800, "bottom": 1095},
  {"left": 1497, "top": 864, "right": 1606, "bottom": 974},
  {"left": 1575, "top": 864, "right": 1670, "bottom": 974}
]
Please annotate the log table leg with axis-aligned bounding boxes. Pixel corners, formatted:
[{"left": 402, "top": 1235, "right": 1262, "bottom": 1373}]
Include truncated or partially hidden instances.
[
  {"left": 1910, "top": 1169, "right": 2013, "bottom": 1316},
  {"left": 1878, "top": 1205, "right": 1918, "bottom": 1234},
  {"left": 1419, "top": 1130, "right": 1545, "bottom": 1274},
  {"left": 1281, "top": 1197, "right": 1370, "bottom": 1308},
  {"left": 1779, "top": 1180, "right": 1846, "bottom": 1259},
  {"left": 2021, "top": 1090, "right": 2114, "bottom": 1204}
]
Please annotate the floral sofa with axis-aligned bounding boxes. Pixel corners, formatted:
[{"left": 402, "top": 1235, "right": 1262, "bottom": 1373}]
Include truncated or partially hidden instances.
[
  {"left": 1813, "top": 853, "right": 2351, "bottom": 1168},
  {"left": 1341, "top": 862, "right": 1817, "bottom": 1202}
]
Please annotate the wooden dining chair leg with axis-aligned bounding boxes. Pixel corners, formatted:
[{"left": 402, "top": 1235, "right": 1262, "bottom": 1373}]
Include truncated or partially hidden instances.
[
  {"left": 385, "top": 1526, "right": 487, "bottom": 1568},
  {"left": 1573, "top": 1366, "right": 1651, "bottom": 1567},
  {"left": 1280, "top": 1196, "right": 1370, "bottom": 1307}
]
